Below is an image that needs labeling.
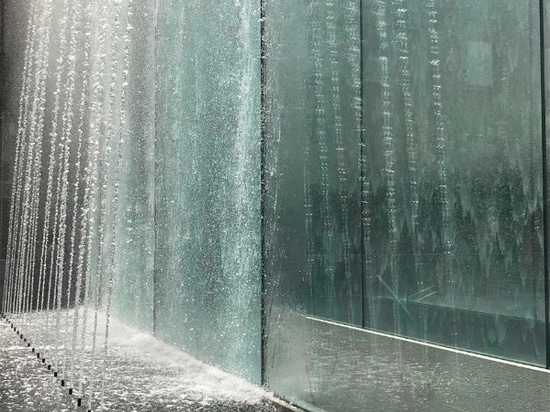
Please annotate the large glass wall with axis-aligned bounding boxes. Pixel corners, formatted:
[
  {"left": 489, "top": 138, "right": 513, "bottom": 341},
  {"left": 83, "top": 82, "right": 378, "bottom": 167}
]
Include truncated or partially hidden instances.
[
  {"left": 362, "top": 0, "right": 545, "bottom": 364},
  {"left": 264, "top": 4, "right": 546, "bottom": 405},
  {"left": 263, "top": 0, "right": 549, "bottom": 409},
  {"left": 263, "top": 0, "right": 363, "bottom": 326},
  {"left": 6, "top": 1, "right": 550, "bottom": 411}
]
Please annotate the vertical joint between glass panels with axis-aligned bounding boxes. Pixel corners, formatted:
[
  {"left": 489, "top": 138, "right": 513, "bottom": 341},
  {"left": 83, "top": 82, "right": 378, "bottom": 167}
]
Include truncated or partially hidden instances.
[
  {"left": 259, "top": 0, "right": 268, "bottom": 387},
  {"left": 359, "top": 0, "right": 366, "bottom": 330},
  {"left": 539, "top": 0, "right": 550, "bottom": 370}
]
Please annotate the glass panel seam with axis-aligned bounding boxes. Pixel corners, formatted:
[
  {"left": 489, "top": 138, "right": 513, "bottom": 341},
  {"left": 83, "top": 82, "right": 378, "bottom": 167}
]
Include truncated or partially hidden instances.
[{"left": 539, "top": 0, "right": 550, "bottom": 370}]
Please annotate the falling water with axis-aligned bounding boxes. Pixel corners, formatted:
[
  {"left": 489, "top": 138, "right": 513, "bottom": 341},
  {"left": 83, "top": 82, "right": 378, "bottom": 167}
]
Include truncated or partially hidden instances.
[
  {"left": 218, "top": 0, "right": 260, "bottom": 372},
  {"left": 43, "top": 0, "right": 69, "bottom": 373},
  {"left": 33, "top": 0, "right": 54, "bottom": 359},
  {"left": 79, "top": 0, "right": 106, "bottom": 405},
  {"left": 3, "top": 0, "right": 266, "bottom": 407},
  {"left": 3, "top": 1, "right": 35, "bottom": 316},
  {"left": 310, "top": 1, "right": 334, "bottom": 304},
  {"left": 325, "top": 0, "right": 355, "bottom": 321},
  {"left": 304, "top": 107, "right": 314, "bottom": 305},
  {"left": 53, "top": 0, "right": 81, "bottom": 381},
  {"left": 99, "top": 0, "right": 132, "bottom": 408},
  {"left": 393, "top": 0, "right": 421, "bottom": 279},
  {"left": 342, "top": 1, "right": 363, "bottom": 182},
  {"left": 375, "top": 0, "right": 400, "bottom": 332},
  {"left": 341, "top": 0, "right": 364, "bottom": 325},
  {"left": 87, "top": 0, "right": 116, "bottom": 407},
  {"left": 23, "top": 0, "right": 53, "bottom": 345},
  {"left": 392, "top": 0, "right": 434, "bottom": 369},
  {"left": 2, "top": 1, "right": 135, "bottom": 409},
  {"left": 303, "top": 2, "right": 315, "bottom": 307},
  {"left": 67, "top": 0, "right": 90, "bottom": 395},
  {"left": 56, "top": 0, "right": 86, "bottom": 387},
  {"left": 5, "top": 0, "right": 33, "bottom": 325},
  {"left": 11, "top": 1, "right": 46, "bottom": 324},
  {"left": 426, "top": 0, "right": 453, "bottom": 304}
]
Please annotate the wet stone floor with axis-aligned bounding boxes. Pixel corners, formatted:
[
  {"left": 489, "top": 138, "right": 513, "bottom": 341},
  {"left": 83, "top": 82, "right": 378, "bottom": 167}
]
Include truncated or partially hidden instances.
[{"left": 0, "top": 317, "right": 290, "bottom": 412}]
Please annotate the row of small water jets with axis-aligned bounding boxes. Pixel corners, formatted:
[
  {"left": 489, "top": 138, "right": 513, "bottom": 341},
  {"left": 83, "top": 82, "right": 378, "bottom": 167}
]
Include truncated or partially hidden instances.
[{"left": 2, "top": 0, "right": 133, "bottom": 410}]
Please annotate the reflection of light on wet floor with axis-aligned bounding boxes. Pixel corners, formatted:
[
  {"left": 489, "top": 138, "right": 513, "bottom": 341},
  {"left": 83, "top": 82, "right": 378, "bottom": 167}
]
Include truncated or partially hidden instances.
[{"left": 0, "top": 312, "right": 281, "bottom": 412}]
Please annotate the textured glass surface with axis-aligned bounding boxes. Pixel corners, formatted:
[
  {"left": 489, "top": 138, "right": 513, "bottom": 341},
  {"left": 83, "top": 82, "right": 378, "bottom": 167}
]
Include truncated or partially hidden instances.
[
  {"left": 265, "top": 9, "right": 546, "bottom": 409},
  {"left": 111, "top": 1, "right": 156, "bottom": 332},
  {"left": 263, "top": 0, "right": 362, "bottom": 326},
  {"left": 154, "top": 0, "right": 261, "bottom": 383},
  {"left": 363, "top": 0, "right": 544, "bottom": 365},
  {"left": 2, "top": 2, "right": 550, "bottom": 411},
  {"left": 265, "top": 314, "right": 550, "bottom": 412}
]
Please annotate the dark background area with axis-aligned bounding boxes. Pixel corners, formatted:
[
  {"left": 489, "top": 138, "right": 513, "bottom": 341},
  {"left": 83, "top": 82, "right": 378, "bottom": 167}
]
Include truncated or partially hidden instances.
[{"left": 0, "top": 1, "right": 29, "bottom": 306}]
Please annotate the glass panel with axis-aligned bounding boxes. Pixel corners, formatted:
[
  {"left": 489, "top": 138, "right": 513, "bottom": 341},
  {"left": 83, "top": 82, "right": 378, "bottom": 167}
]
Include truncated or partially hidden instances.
[
  {"left": 265, "top": 5, "right": 546, "bottom": 409},
  {"left": 111, "top": 2, "right": 156, "bottom": 332},
  {"left": 263, "top": 0, "right": 363, "bottom": 327},
  {"left": 263, "top": 0, "right": 363, "bottom": 403},
  {"left": 154, "top": 0, "right": 261, "bottom": 383},
  {"left": 363, "top": 0, "right": 545, "bottom": 365}
]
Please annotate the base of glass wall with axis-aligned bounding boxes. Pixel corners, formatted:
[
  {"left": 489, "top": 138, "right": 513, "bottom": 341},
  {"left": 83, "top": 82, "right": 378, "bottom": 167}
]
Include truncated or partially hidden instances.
[
  {"left": 266, "top": 309, "right": 550, "bottom": 412},
  {"left": 370, "top": 296, "right": 545, "bottom": 366}
]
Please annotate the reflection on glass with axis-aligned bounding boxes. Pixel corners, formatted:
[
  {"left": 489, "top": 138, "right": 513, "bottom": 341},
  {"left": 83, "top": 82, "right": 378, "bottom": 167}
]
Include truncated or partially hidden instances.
[
  {"left": 363, "top": 0, "right": 544, "bottom": 365},
  {"left": 264, "top": 0, "right": 363, "bottom": 326},
  {"left": 265, "top": 0, "right": 546, "bottom": 383}
]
